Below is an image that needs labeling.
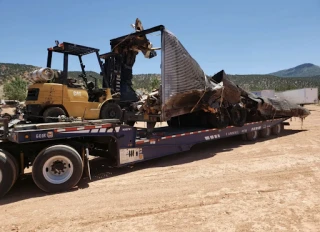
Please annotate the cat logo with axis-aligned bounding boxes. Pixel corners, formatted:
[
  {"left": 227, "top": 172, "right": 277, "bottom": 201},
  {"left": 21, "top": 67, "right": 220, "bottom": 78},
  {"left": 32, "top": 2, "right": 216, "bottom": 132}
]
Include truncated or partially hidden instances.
[{"left": 73, "top": 91, "right": 82, "bottom": 97}]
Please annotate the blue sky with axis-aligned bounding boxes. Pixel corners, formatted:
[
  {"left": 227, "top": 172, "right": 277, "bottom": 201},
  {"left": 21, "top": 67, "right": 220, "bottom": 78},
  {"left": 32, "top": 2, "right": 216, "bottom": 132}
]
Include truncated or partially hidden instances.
[{"left": 0, "top": 0, "right": 319, "bottom": 75}]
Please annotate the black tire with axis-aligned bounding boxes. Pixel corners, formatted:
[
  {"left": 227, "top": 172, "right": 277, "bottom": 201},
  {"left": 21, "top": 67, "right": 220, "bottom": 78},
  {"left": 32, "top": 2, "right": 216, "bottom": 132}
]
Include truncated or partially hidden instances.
[
  {"left": 259, "top": 127, "right": 271, "bottom": 138},
  {"left": 10, "top": 152, "right": 19, "bottom": 183},
  {"left": 126, "top": 121, "right": 136, "bottom": 126},
  {"left": 0, "top": 150, "right": 18, "bottom": 198},
  {"left": 32, "top": 145, "right": 83, "bottom": 193},
  {"left": 167, "top": 116, "right": 180, "bottom": 128},
  {"left": 207, "top": 112, "right": 229, "bottom": 129},
  {"left": 271, "top": 124, "right": 282, "bottom": 135},
  {"left": 241, "top": 133, "right": 248, "bottom": 141},
  {"left": 244, "top": 130, "right": 258, "bottom": 141},
  {"left": 100, "top": 102, "right": 123, "bottom": 120},
  {"left": 43, "top": 107, "right": 66, "bottom": 123},
  {"left": 230, "top": 105, "right": 247, "bottom": 127}
]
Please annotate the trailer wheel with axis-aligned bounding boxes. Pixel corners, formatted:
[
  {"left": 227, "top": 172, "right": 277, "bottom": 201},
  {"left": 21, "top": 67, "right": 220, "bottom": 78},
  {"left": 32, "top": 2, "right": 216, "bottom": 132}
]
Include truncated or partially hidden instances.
[
  {"left": 259, "top": 127, "right": 271, "bottom": 138},
  {"left": 43, "top": 107, "right": 66, "bottom": 123},
  {"left": 241, "top": 133, "right": 248, "bottom": 141},
  {"left": 271, "top": 124, "right": 282, "bottom": 135},
  {"left": 0, "top": 150, "right": 18, "bottom": 197},
  {"left": 243, "top": 130, "right": 258, "bottom": 141},
  {"left": 32, "top": 145, "right": 83, "bottom": 193}
]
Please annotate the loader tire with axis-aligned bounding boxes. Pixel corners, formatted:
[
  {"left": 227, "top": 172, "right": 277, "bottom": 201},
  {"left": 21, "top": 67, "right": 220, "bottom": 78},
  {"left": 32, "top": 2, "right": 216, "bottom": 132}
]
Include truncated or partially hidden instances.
[
  {"left": 43, "top": 107, "right": 66, "bottom": 123},
  {"left": 0, "top": 150, "right": 18, "bottom": 198},
  {"left": 100, "top": 103, "right": 123, "bottom": 120}
]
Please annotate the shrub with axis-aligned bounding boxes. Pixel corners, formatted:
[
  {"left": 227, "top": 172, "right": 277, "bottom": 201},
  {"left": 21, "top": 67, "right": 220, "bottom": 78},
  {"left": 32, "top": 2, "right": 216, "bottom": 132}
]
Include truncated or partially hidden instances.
[{"left": 3, "top": 77, "right": 28, "bottom": 101}]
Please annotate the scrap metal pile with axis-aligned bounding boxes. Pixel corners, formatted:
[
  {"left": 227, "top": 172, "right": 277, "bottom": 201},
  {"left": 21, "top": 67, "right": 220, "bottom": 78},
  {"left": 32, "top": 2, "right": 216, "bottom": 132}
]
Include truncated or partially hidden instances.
[
  {"left": 135, "top": 28, "right": 310, "bottom": 128},
  {"left": 0, "top": 100, "right": 25, "bottom": 121},
  {"left": 136, "top": 90, "right": 161, "bottom": 115}
]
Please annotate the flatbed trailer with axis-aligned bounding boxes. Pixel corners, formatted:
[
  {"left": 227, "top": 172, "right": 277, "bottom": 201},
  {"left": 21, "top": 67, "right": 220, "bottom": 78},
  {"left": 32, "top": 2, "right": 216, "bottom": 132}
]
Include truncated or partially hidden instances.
[{"left": 0, "top": 117, "right": 289, "bottom": 198}]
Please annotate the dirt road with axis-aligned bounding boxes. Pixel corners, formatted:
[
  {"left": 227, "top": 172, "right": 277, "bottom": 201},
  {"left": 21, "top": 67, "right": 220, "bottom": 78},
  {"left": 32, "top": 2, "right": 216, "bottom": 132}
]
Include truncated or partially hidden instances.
[{"left": 1, "top": 105, "right": 320, "bottom": 232}]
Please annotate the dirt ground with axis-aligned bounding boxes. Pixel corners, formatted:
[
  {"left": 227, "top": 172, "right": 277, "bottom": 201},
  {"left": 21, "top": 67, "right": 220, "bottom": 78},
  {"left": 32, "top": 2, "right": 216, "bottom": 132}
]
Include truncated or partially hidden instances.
[{"left": 1, "top": 105, "right": 320, "bottom": 232}]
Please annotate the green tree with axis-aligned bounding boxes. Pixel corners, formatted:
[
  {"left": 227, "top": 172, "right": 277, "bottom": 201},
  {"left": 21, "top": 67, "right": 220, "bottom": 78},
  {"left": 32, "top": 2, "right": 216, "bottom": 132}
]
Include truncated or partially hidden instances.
[
  {"left": 149, "top": 76, "right": 160, "bottom": 91},
  {"left": 3, "top": 77, "right": 28, "bottom": 101}
]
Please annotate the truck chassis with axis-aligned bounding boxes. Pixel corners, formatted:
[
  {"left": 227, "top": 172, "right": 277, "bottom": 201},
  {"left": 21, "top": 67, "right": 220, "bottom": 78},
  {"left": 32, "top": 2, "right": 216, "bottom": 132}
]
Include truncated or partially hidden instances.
[{"left": 0, "top": 117, "right": 288, "bottom": 198}]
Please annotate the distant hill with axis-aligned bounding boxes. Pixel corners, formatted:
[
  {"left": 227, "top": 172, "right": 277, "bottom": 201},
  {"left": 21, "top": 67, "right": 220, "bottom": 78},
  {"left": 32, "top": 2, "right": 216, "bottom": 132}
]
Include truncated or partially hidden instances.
[
  {"left": 0, "top": 63, "right": 39, "bottom": 83},
  {"left": 0, "top": 63, "right": 101, "bottom": 84},
  {"left": 269, "top": 63, "right": 320, "bottom": 77},
  {"left": 228, "top": 74, "right": 320, "bottom": 92},
  {"left": 0, "top": 63, "right": 102, "bottom": 90},
  {"left": 0, "top": 62, "right": 319, "bottom": 99}
]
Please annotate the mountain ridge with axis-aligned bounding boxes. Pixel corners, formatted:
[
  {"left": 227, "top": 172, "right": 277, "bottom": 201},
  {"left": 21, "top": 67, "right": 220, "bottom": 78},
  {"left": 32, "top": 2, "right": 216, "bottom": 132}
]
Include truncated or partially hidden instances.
[{"left": 269, "top": 63, "right": 320, "bottom": 77}]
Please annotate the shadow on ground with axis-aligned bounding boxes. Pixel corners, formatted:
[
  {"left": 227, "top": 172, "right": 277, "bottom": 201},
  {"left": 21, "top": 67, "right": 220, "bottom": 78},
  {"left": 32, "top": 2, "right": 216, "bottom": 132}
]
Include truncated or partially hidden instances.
[{"left": 0, "top": 128, "right": 304, "bottom": 205}]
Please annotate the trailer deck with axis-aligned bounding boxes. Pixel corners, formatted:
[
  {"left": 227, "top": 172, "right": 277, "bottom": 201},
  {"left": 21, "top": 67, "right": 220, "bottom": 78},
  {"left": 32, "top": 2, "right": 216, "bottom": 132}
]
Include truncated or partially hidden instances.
[{"left": 0, "top": 117, "right": 289, "bottom": 198}]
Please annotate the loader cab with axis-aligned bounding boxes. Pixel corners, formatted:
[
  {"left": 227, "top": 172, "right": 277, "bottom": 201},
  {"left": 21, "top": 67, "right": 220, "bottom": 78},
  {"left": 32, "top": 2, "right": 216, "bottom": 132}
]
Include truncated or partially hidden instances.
[
  {"left": 45, "top": 41, "right": 112, "bottom": 104},
  {"left": 47, "top": 41, "right": 106, "bottom": 90}
]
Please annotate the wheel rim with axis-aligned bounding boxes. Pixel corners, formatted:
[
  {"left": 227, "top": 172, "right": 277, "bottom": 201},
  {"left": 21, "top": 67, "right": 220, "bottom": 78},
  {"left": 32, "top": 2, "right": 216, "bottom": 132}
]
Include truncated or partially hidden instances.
[
  {"left": 0, "top": 169, "right": 2, "bottom": 184},
  {"left": 42, "top": 156, "right": 74, "bottom": 184}
]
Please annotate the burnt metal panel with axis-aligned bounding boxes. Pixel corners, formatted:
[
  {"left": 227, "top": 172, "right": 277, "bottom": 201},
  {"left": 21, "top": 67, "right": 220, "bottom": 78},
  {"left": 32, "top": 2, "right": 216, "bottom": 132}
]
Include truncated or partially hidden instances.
[{"left": 160, "top": 29, "right": 222, "bottom": 121}]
